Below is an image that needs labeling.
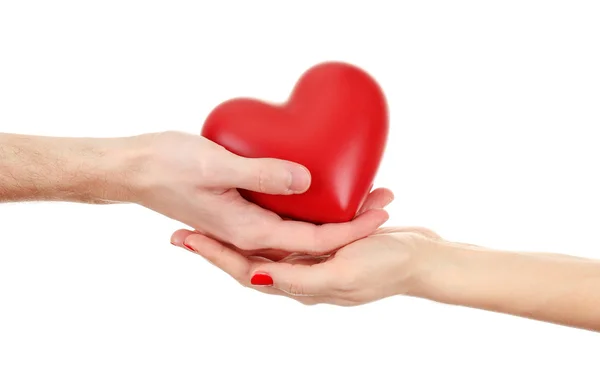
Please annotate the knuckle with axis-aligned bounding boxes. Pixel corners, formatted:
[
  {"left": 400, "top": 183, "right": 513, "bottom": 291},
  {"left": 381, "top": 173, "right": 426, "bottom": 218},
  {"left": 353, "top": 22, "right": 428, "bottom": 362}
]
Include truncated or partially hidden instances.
[
  {"left": 255, "top": 160, "right": 290, "bottom": 194},
  {"left": 256, "top": 167, "right": 268, "bottom": 193}
]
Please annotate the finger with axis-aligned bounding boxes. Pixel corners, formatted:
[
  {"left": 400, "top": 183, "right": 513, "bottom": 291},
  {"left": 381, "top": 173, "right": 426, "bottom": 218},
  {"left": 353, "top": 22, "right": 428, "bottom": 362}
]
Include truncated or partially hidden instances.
[
  {"left": 182, "top": 233, "right": 332, "bottom": 303},
  {"left": 180, "top": 233, "right": 330, "bottom": 302},
  {"left": 249, "top": 261, "right": 334, "bottom": 297},
  {"left": 170, "top": 228, "right": 196, "bottom": 247},
  {"left": 258, "top": 208, "right": 389, "bottom": 255},
  {"left": 171, "top": 228, "right": 292, "bottom": 261},
  {"left": 357, "top": 187, "right": 394, "bottom": 215},
  {"left": 182, "top": 233, "right": 253, "bottom": 282},
  {"left": 214, "top": 152, "right": 311, "bottom": 195}
]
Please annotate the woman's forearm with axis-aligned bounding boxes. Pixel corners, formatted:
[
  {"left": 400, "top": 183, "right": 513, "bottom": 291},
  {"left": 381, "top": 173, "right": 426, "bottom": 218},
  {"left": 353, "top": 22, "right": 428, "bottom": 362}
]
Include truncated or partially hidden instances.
[
  {"left": 0, "top": 133, "right": 143, "bottom": 204},
  {"left": 419, "top": 242, "right": 600, "bottom": 331}
]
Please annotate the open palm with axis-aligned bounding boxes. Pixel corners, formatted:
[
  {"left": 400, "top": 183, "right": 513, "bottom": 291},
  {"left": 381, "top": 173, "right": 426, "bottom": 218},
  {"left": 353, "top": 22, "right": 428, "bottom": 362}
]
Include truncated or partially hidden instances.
[{"left": 171, "top": 190, "right": 444, "bottom": 306}]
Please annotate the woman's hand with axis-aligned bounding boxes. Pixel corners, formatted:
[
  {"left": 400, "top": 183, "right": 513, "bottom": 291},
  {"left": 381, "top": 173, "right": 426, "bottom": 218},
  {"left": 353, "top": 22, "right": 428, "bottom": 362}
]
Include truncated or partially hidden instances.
[
  {"left": 170, "top": 224, "right": 441, "bottom": 306},
  {"left": 133, "top": 131, "right": 390, "bottom": 254},
  {"left": 173, "top": 219, "right": 600, "bottom": 332}
]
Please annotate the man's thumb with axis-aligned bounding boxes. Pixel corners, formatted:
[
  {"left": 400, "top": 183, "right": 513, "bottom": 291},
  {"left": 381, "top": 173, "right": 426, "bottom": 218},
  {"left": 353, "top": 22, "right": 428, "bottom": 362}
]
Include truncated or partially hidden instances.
[{"left": 223, "top": 155, "right": 311, "bottom": 195}]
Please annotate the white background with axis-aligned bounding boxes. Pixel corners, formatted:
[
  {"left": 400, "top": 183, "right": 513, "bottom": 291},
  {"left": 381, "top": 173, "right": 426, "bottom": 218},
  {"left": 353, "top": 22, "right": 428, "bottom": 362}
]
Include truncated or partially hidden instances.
[{"left": 1, "top": 1, "right": 599, "bottom": 377}]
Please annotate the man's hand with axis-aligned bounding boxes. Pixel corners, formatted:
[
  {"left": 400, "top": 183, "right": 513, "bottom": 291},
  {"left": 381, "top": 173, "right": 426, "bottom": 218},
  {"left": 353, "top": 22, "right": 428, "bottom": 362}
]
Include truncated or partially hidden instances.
[
  {"left": 133, "top": 131, "right": 390, "bottom": 254},
  {"left": 170, "top": 185, "right": 395, "bottom": 261},
  {"left": 0, "top": 131, "right": 391, "bottom": 254}
]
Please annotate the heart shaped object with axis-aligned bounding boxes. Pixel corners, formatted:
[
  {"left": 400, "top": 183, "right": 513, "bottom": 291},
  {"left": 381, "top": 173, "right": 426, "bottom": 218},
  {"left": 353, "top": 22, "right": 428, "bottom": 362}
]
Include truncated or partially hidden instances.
[{"left": 201, "top": 61, "right": 389, "bottom": 224}]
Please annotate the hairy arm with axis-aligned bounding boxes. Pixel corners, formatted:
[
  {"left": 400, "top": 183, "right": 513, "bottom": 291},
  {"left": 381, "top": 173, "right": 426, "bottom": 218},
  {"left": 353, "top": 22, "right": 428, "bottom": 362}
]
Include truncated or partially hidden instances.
[
  {"left": 418, "top": 242, "right": 600, "bottom": 331},
  {"left": 0, "top": 132, "right": 144, "bottom": 204}
]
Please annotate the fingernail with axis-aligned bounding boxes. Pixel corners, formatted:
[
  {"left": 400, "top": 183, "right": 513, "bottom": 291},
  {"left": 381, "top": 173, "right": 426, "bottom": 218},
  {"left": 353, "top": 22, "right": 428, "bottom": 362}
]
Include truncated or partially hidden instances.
[
  {"left": 182, "top": 241, "right": 194, "bottom": 251},
  {"left": 250, "top": 273, "right": 273, "bottom": 286},
  {"left": 382, "top": 195, "right": 394, "bottom": 207},
  {"left": 377, "top": 212, "right": 390, "bottom": 227},
  {"left": 288, "top": 164, "right": 311, "bottom": 193}
]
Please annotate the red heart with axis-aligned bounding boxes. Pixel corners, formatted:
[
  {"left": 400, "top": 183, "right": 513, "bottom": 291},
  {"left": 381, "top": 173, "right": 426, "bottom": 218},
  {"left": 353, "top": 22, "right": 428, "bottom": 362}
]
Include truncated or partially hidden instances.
[{"left": 201, "top": 61, "right": 389, "bottom": 224}]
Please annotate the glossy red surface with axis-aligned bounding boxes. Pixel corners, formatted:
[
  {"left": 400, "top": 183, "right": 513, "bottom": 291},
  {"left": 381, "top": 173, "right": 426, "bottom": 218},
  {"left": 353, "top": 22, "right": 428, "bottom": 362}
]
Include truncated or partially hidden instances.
[{"left": 201, "top": 61, "right": 389, "bottom": 224}]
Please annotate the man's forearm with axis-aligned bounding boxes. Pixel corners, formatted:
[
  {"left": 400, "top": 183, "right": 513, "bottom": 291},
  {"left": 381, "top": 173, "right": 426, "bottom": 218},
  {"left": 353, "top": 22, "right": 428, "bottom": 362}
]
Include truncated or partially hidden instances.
[
  {"left": 0, "top": 133, "right": 145, "bottom": 204},
  {"left": 421, "top": 242, "right": 600, "bottom": 331}
]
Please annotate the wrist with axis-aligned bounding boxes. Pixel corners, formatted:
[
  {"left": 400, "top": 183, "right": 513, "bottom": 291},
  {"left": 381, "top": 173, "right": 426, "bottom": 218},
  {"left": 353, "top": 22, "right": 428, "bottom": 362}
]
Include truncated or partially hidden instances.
[
  {"left": 404, "top": 238, "right": 485, "bottom": 303},
  {"left": 71, "top": 135, "right": 151, "bottom": 204},
  {"left": 408, "top": 239, "right": 533, "bottom": 308}
]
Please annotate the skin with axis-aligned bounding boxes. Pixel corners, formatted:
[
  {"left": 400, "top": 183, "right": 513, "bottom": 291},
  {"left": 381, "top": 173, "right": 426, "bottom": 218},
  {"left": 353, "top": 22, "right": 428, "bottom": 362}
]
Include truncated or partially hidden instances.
[
  {"left": 173, "top": 225, "right": 600, "bottom": 333},
  {"left": 4, "top": 130, "right": 598, "bottom": 332},
  {"left": 0, "top": 131, "right": 389, "bottom": 253}
]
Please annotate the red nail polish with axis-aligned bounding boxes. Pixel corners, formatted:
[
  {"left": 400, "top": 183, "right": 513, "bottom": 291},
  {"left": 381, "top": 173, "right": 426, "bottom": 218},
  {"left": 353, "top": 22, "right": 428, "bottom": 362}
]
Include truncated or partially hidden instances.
[{"left": 250, "top": 273, "right": 273, "bottom": 286}]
